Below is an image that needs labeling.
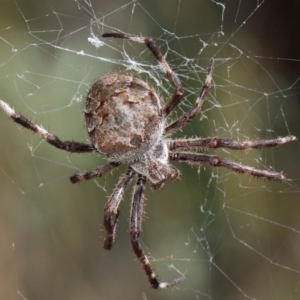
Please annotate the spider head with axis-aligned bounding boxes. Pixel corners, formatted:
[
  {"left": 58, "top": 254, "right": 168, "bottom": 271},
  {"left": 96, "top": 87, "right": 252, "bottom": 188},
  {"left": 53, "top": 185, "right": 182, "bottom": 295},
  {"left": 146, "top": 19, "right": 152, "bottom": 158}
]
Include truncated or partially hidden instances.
[{"left": 130, "top": 140, "right": 179, "bottom": 189}]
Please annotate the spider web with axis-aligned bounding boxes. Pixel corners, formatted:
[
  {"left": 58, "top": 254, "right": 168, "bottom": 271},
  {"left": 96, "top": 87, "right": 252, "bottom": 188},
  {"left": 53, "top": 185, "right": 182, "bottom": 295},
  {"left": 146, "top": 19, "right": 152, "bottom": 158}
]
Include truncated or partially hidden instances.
[{"left": 0, "top": 1, "right": 300, "bottom": 299}]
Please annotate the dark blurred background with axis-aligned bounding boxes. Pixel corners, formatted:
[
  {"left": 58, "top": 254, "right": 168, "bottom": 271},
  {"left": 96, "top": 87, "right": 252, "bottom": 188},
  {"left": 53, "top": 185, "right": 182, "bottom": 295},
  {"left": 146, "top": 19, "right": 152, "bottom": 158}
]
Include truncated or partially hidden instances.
[{"left": 0, "top": 1, "right": 299, "bottom": 299}]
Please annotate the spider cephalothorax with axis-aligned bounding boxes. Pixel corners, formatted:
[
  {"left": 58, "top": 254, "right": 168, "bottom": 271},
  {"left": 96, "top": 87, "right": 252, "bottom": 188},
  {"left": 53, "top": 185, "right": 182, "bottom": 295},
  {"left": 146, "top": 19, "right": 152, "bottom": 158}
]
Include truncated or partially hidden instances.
[{"left": 0, "top": 32, "right": 296, "bottom": 289}]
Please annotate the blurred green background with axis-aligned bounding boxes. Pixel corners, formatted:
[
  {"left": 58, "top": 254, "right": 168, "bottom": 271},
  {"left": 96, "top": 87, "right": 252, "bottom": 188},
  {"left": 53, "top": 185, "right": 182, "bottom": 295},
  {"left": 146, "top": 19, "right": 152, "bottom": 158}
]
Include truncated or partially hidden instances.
[{"left": 0, "top": 1, "right": 300, "bottom": 299}]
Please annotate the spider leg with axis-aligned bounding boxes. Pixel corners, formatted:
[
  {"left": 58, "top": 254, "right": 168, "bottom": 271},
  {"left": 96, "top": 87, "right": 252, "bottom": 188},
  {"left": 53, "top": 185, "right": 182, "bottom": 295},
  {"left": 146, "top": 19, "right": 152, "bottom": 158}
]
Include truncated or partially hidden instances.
[
  {"left": 103, "top": 167, "right": 136, "bottom": 250},
  {"left": 168, "top": 135, "right": 296, "bottom": 151},
  {"left": 130, "top": 174, "right": 185, "bottom": 289},
  {"left": 164, "top": 59, "right": 214, "bottom": 136},
  {"left": 170, "top": 152, "right": 287, "bottom": 181},
  {"left": 0, "top": 99, "right": 95, "bottom": 153},
  {"left": 70, "top": 162, "right": 121, "bottom": 183},
  {"left": 102, "top": 33, "right": 184, "bottom": 117}
]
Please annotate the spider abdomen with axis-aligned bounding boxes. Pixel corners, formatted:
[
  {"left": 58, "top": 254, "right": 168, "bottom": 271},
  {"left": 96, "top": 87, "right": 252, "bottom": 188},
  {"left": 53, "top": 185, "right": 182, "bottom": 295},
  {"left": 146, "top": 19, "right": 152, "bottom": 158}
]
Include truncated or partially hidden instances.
[{"left": 85, "top": 74, "right": 164, "bottom": 162}]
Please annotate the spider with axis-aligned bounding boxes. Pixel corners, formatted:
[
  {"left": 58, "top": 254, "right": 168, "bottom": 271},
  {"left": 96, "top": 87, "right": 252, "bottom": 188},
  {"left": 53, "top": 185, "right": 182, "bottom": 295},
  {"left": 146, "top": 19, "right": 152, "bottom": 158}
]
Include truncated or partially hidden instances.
[{"left": 0, "top": 32, "right": 296, "bottom": 289}]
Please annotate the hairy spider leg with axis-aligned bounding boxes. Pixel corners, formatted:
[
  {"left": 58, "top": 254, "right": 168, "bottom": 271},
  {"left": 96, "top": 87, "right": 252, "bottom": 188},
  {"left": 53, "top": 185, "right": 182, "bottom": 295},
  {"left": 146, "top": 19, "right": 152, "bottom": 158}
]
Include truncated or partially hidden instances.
[
  {"left": 70, "top": 162, "right": 121, "bottom": 183},
  {"left": 130, "top": 174, "right": 185, "bottom": 289},
  {"left": 168, "top": 136, "right": 296, "bottom": 151},
  {"left": 170, "top": 152, "right": 287, "bottom": 181},
  {"left": 103, "top": 168, "right": 136, "bottom": 250},
  {"left": 0, "top": 99, "right": 95, "bottom": 153},
  {"left": 164, "top": 59, "right": 214, "bottom": 136}
]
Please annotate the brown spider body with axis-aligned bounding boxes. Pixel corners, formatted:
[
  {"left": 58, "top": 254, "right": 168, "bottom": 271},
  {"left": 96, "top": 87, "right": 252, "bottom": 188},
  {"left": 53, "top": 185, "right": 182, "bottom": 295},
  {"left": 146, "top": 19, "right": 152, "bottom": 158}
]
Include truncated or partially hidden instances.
[
  {"left": 85, "top": 73, "right": 178, "bottom": 188},
  {"left": 0, "top": 32, "right": 296, "bottom": 289}
]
